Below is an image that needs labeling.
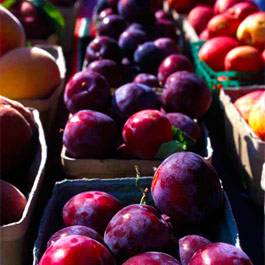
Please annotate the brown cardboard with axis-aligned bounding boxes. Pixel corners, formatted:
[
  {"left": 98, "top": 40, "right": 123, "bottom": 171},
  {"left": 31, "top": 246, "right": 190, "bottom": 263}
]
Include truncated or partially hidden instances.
[
  {"left": 61, "top": 126, "right": 213, "bottom": 179},
  {"left": 219, "top": 87, "right": 265, "bottom": 203},
  {"left": 17, "top": 45, "right": 66, "bottom": 134},
  {"left": 0, "top": 109, "right": 47, "bottom": 265}
]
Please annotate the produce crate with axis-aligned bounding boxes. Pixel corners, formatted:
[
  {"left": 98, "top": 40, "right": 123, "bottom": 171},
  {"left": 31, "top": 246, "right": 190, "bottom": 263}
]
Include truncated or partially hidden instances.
[
  {"left": 17, "top": 45, "right": 66, "bottom": 134},
  {"left": 219, "top": 86, "right": 265, "bottom": 204},
  {"left": 33, "top": 177, "right": 239, "bottom": 264},
  {"left": 61, "top": 125, "right": 213, "bottom": 178},
  {"left": 190, "top": 41, "right": 265, "bottom": 95},
  {"left": 0, "top": 109, "right": 47, "bottom": 265}
]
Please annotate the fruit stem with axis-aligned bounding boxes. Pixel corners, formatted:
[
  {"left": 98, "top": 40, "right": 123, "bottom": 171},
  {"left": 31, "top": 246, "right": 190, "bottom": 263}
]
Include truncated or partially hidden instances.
[
  {"left": 140, "top": 187, "right": 149, "bottom": 205},
  {"left": 134, "top": 165, "right": 149, "bottom": 205}
]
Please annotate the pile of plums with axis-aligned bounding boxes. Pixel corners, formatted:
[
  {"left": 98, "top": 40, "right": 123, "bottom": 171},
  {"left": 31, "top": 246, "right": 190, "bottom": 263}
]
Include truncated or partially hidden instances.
[
  {"left": 39, "top": 151, "right": 253, "bottom": 264},
  {"left": 63, "top": 0, "right": 213, "bottom": 160}
]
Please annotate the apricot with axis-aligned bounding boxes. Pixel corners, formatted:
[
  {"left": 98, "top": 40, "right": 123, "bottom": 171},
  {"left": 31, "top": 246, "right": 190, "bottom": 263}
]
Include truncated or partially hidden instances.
[
  {"left": 248, "top": 94, "right": 265, "bottom": 141},
  {"left": 0, "top": 96, "right": 35, "bottom": 173},
  {"left": 0, "top": 47, "right": 60, "bottom": 99},
  {"left": 0, "top": 6, "right": 25, "bottom": 56},
  {"left": 0, "top": 179, "right": 27, "bottom": 225}
]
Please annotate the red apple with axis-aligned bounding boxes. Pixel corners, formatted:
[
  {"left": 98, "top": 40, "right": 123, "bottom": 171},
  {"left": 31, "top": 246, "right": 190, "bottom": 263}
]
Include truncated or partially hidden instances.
[
  {"left": 199, "top": 36, "right": 239, "bottom": 71},
  {"left": 189, "top": 242, "right": 253, "bottom": 265},
  {"left": 207, "top": 13, "right": 241, "bottom": 38},
  {"left": 199, "top": 29, "right": 210, "bottom": 40},
  {"left": 122, "top": 110, "right": 173, "bottom": 159},
  {"left": 237, "top": 12, "right": 265, "bottom": 50},
  {"left": 187, "top": 5, "right": 214, "bottom": 34},
  {"left": 167, "top": 0, "right": 196, "bottom": 13},
  {"left": 214, "top": 0, "right": 249, "bottom": 14},
  {"left": 225, "top": 45, "right": 264, "bottom": 72},
  {"left": 262, "top": 49, "right": 265, "bottom": 63},
  {"left": 226, "top": 2, "right": 259, "bottom": 21},
  {"left": 0, "top": 179, "right": 27, "bottom": 225}
]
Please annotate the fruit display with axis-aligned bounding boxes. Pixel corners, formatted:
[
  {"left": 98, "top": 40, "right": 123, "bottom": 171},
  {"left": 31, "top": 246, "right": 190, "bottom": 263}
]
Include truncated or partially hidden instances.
[{"left": 0, "top": 1, "right": 264, "bottom": 265}]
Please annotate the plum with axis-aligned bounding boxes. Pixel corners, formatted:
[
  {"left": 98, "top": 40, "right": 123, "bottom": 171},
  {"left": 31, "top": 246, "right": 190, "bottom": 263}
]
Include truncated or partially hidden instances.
[
  {"left": 112, "top": 83, "right": 161, "bottom": 122},
  {"left": 189, "top": 242, "right": 253, "bottom": 265},
  {"left": 0, "top": 179, "right": 27, "bottom": 225},
  {"left": 166, "top": 112, "right": 201, "bottom": 142},
  {"left": 151, "top": 152, "right": 224, "bottom": 226},
  {"left": 179, "top": 235, "right": 211, "bottom": 265},
  {"left": 98, "top": 8, "right": 116, "bottom": 21},
  {"left": 134, "top": 42, "right": 165, "bottom": 74},
  {"left": 63, "top": 110, "right": 119, "bottom": 158},
  {"left": 161, "top": 71, "right": 212, "bottom": 119},
  {"left": 39, "top": 235, "right": 115, "bottom": 265},
  {"left": 119, "top": 27, "right": 148, "bottom": 59},
  {"left": 154, "top": 19, "right": 177, "bottom": 39},
  {"left": 154, "top": 38, "right": 180, "bottom": 58},
  {"left": 86, "top": 36, "right": 122, "bottom": 63},
  {"left": 121, "top": 58, "right": 140, "bottom": 83},
  {"left": 64, "top": 71, "right": 111, "bottom": 113},
  {"left": 118, "top": 0, "right": 155, "bottom": 24},
  {"left": 93, "top": 0, "right": 118, "bottom": 15},
  {"left": 63, "top": 191, "right": 121, "bottom": 234},
  {"left": 86, "top": 59, "right": 122, "bottom": 88},
  {"left": 134, "top": 73, "right": 159, "bottom": 87},
  {"left": 104, "top": 204, "right": 173, "bottom": 261},
  {"left": 122, "top": 110, "right": 173, "bottom": 159},
  {"left": 155, "top": 10, "right": 173, "bottom": 21},
  {"left": 96, "top": 14, "right": 126, "bottom": 40},
  {"left": 47, "top": 225, "right": 103, "bottom": 248},
  {"left": 122, "top": 252, "right": 180, "bottom": 264},
  {"left": 158, "top": 54, "right": 193, "bottom": 85}
]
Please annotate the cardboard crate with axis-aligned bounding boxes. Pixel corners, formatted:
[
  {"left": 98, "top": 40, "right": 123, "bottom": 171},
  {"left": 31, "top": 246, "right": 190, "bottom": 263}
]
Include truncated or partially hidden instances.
[
  {"left": 33, "top": 177, "right": 239, "bottom": 264},
  {"left": 18, "top": 45, "right": 66, "bottom": 134},
  {"left": 61, "top": 125, "right": 213, "bottom": 178},
  {"left": 0, "top": 109, "right": 47, "bottom": 265},
  {"left": 219, "top": 86, "right": 265, "bottom": 204}
]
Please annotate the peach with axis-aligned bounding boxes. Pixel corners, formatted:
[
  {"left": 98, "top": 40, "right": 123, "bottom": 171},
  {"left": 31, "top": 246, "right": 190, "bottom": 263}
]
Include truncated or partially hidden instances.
[
  {"left": 187, "top": 5, "right": 214, "bottom": 34},
  {"left": 225, "top": 46, "right": 264, "bottom": 72},
  {"left": 167, "top": 0, "right": 196, "bottom": 13},
  {"left": 207, "top": 13, "right": 241, "bottom": 38},
  {"left": 237, "top": 12, "right": 265, "bottom": 49},
  {"left": 0, "top": 96, "right": 35, "bottom": 174},
  {"left": 0, "top": 6, "right": 25, "bottom": 56},
  {"left": 248, "top": 94, "right": 265, "bottom": 140},
  {"left": 0, "top": 180, "right": 27, "bottom": 225},
  {"left": 199, "top": 36, "right": 239, "bottom": 71},
  {"left": 226, "top": 2, "right": 259, "bottom": 21},
  {"left": 0, "top": 47, "right": 60, "bottom": 99},
  {"left": 234, "top": 90, "right": 265, "bottom": 122},
  {"left": 199, "top": 29, "right": 210, "bottom": 40}
]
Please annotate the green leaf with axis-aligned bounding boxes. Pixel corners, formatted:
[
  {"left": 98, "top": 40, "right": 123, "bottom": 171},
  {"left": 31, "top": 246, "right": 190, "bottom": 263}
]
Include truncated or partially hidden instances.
[
  {"left": 155, "top": 140, "right": 188, "bottom": 160},
  {"left": 1, "top": 0, "right": 16, "bottom": 8}
]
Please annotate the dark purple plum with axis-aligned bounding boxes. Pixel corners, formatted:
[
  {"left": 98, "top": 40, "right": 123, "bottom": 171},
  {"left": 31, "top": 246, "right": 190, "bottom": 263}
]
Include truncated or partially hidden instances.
[
  {"left": 47, "top": 225, "right": 103, "bottom": 248},
  {"left": 118, "top": 0, "right": 155, "bottom": 24},
  {"left": 154, "top": 38, "right": 180, "bottom": 58},
  {"left": 154, "top": 19, "right": 177, "bottom": 39},
  {"left": 93, "top": 0, "right": 118, "bottom": 15},
  {"left": 122, "top": 252, "right": 181, "bottom": 265},
  {"left": 155, "top": 10, "right": 173, "bottom": 21},
  {"left": 119, "top": 27, "right": 148, "bottom": 59},
  {"left": 166, "top": 112, "right": 201, "bottom": 142},
  {"left": 64, "top": 71, "right": 111, "bottom": 113},
  {"left": 134, "top": 42, "right": 165, "bottom": 74},
  {"left": 189, "top": 243, "right": 253, "bottom": 265},
  {"left": 98, "top": 8, "right": 116, "bottom": 21},
  {"left": 112, "top": 83, "right": 161, "bottom": 122},
  {"left": 104, "top": 204, "right": 174, "bottom": 261},
  {"left": 86, "top": 59, "right": 122, "bottom": 87},
  {"left": 151, "top": 152, "right": 224, "bottom": 227},
  {"left": 179, "top": 235, "right": 211, "bottom": 265},
  {"left": 96, "top": 14, "right": 126, "bottom": 40},
  {"left": 162, "top": 71, "right": 212, "bottom": 119},
  {"left": 134, "top": 73, "right": 159, "bottom": 87},
  {"left": 121, "top": 58, "right": 140, "bottom": 83},
  {"left": 86, "top": 36, "right": 122, "bottom": 63},
  {"left": 158, "top": 54, "right": 193, "bottom": 85},
  {"left": 63, "top": 110, "right": 119, "bottom": 158},
  {"left": 63, "top": 191, "right": 121, "bottom": 234}
]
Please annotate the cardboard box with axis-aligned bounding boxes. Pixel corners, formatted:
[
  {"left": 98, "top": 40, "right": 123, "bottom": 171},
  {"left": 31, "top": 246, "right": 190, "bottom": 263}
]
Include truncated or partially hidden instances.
[
  {"left": 33, "top": 177, "right": 239, "bottom": 264},
  {"left": 219, "top": 86, "right": 265, "bottom": 204},
  {"left": 0, "top": 109, "right": 47, "bottom": 265},
  {"left": 61, "top": 125, "right": 213, "bottom": 178},
  {"left": 17, "top": 45, "right": 66, "bottom": 134}
]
